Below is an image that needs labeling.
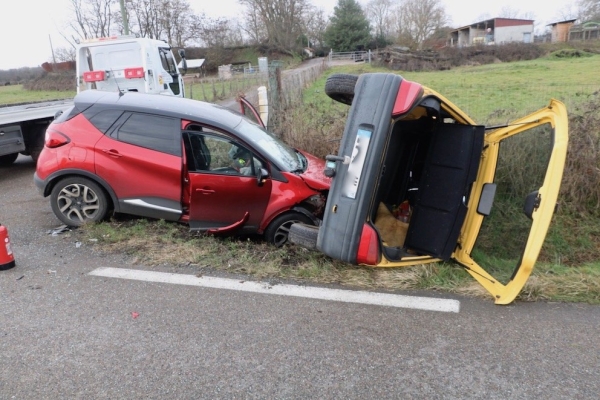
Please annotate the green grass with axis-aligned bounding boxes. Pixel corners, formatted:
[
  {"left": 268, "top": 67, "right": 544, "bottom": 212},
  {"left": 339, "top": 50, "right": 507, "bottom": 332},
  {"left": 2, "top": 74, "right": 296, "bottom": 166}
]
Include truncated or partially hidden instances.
[
  {"left": 302, "top": 55, "right": 600, "bottom": 125},
  {"left": 400, "top": 55, "right": 600, "bottom": 123},
  {"left": 0, "top": 84, "right": 75, "bottom": 106}
]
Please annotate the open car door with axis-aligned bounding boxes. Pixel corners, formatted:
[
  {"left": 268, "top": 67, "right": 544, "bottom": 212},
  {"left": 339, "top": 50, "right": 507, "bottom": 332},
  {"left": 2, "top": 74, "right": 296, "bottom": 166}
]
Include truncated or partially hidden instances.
[
  {"left": 239, "top": 96, "right": 266, "bottom": 128},
  {"left": 452, "top": 100, "right": 568, "bottom": 304}
]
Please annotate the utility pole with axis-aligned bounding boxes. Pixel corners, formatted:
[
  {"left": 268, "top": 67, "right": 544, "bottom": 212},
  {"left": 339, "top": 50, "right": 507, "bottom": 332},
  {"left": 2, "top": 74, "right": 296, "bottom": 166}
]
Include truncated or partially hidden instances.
[
  {"left": 49, "top": 35, "right": 57, "bottom": 65},
  {"left": 119, "top": 0, "right": 130, "bottom": 35}
]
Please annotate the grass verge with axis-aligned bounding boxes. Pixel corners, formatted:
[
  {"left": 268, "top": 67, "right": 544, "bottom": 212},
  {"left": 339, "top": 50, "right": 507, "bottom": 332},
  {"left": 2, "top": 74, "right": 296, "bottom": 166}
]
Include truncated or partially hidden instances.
[{"left": 78, "top": 217, "right": 600, "bottom": 304}]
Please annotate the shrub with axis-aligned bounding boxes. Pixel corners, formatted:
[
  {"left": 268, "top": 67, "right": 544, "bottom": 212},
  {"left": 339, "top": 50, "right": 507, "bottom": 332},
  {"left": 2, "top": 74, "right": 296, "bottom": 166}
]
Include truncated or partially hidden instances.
[{"left": 560, "top": 97, "right": 600, "bottom": 215}]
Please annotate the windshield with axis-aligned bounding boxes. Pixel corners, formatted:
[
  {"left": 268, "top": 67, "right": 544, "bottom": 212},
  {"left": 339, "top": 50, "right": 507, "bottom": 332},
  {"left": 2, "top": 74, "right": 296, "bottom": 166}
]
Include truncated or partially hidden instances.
[
  {"left": 159, "top": 48, "right": 178, "bottom": 75},
  {"left": 235, "top": 118, "right": 302, "bottom": 172}
]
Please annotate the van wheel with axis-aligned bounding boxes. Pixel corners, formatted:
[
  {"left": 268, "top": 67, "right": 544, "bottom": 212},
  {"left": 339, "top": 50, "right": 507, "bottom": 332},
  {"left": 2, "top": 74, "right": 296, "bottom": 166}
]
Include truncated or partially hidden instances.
[
  {"left": 265, "top": 212, "right": 313, "bottom": 247},
  {"left": 0, "top": 153, "right": 19, "bottom": 167},
  {"left": 325, "top": 74, "right": 358, "bottom": 105},
  {"left": 50, "top": 177, "right": 109, "bottom": 227},
  {"left": 288, "top": 223, "right": 319, "bottom": 250}
]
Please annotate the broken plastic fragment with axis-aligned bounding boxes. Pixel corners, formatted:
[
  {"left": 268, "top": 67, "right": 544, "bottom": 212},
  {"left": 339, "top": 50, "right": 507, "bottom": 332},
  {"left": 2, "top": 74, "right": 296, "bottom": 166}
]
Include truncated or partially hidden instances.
[{"left": 47, "top": 225, "right": 71, "bottom": 236}]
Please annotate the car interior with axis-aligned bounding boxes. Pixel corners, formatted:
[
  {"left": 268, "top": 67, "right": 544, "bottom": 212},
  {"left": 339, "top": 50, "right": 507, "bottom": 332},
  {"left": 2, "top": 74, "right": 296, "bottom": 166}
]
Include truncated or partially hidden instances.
[{"left": 371, "top": 98, "right": 485, "bottom": 262}]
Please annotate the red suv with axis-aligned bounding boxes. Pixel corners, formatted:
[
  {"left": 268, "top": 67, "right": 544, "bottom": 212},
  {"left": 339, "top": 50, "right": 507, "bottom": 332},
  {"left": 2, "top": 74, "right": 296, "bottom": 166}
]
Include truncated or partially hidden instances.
[{"left": 34, "top": 90, "right": 330, "bottom": 246}]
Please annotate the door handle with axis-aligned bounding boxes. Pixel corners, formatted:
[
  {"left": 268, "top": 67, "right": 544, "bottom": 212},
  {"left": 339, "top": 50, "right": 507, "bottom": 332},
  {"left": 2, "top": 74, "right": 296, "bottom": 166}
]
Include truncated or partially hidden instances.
[
  {"left": 102, "top": 149, "right": 122, "bottom": 157},
  {"left": 196, "top": 188, "right": 215, "bottom": 194}
]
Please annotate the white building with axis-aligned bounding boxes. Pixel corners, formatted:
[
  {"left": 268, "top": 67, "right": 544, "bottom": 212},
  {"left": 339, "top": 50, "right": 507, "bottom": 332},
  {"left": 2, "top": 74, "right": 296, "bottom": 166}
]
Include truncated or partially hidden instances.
[{"left": 449, "top": 18, "right": 535, "bottom": 47}]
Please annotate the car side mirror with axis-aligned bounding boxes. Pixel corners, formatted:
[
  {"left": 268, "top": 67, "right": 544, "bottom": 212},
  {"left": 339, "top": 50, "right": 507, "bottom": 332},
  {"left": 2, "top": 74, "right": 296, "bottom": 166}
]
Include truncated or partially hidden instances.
[
  {"left": 178, "top": 49, "right": 187, "bottom": 75},
  {"left": 257, "top": 168, "right": 269, "bottom": 187}
]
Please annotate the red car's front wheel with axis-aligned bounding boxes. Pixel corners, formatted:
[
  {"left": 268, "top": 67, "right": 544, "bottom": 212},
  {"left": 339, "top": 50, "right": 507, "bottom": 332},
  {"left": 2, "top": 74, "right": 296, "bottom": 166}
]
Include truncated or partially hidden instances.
[{"left": 265, "top": 212, "right": 313, "bottom": 247}]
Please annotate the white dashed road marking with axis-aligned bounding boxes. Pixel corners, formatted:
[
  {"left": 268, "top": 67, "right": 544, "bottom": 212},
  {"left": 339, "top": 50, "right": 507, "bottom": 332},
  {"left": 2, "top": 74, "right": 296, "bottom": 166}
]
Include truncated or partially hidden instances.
[{"left": 89, "top": 267, "right": 460, "bottom": 313}]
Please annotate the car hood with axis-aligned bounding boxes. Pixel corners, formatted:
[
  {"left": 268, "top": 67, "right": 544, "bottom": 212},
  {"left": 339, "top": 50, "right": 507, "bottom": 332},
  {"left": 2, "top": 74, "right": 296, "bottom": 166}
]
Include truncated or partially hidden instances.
[{"left": 298, "top": 151, "right": 331, "bottom": 190}]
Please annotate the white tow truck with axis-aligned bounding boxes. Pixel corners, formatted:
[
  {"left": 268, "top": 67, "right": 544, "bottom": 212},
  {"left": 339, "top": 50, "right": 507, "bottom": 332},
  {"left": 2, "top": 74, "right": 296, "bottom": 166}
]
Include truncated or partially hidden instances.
[{"left": 0, "top": 35, "right": 187, "bottom": 166}]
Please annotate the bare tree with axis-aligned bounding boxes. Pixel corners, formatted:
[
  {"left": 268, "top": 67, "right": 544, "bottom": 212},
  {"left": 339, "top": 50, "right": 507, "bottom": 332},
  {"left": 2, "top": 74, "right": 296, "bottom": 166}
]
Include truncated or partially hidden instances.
[
  {"left": 498, "top": 6, "right": 521, "bottom": 19},
  {"left": 304, "top": 5, "right": 328, "bottom": 48},
  {"left": 239, "top": 0, "right": 311, "bottom": 54},
  {"left": 556, "top": 4, "right": 579, "bottom": 21},
  {"left": 241, "top": 4, "right": 268, "bottom": 45},
  {"left": 202, "top": 17, "right": 244, "bottom": 48},
  {"left": 65, "top": 0, "right": 116, "bottom": 44},
  {"left": 126, "top": 0, "right": 163, "bottom": 39},
  {"left": 577, "top": 0, "right": 600, "bottom": 21},
  {"left": 497, "top": 6, "right": 536, "bottom": 21},
  {"left": 159, "top": 0, "right": 200, "bottom": 47},
  {"left": 366, "top": 0, "right": 394, "bottom": 41},
  {"left": 387, "top": 4, "right": 404, "bottom": 42},
  {"left": 53, "top": 47, "right": 77, "bottom": 63},
  {"left": 399, "top": 0, "right": 448, "bottom": 49}
]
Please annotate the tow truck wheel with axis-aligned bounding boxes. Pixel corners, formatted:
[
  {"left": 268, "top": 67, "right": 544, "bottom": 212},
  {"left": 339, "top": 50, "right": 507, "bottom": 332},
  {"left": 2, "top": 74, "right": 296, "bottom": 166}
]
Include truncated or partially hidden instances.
[
  {"left": 29, "top": 125, "right": 47, "bottom": 164},
  {"left": 265, "top": 212, "right": 313, "bottom": 247},
  {"left": 0, "top": 153, "right": 19, "bottom": 167},
  {"left": 324, "top": 74, "right": 358, "bottom": 105},
  {"left": 50, "top": 177, "right": 109, "bottom": 227}
]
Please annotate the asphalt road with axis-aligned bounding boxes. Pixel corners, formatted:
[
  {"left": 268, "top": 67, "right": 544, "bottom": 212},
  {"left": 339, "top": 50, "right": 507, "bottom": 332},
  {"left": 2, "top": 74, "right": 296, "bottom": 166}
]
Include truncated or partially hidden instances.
[{"left": 1, "top": 153, "right": 600, "bottom": 397}]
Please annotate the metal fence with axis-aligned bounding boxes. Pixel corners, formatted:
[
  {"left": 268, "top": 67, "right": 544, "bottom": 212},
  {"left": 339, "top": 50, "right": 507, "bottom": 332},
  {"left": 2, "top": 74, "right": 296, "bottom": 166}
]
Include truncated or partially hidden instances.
[{"left": 328, "top": 50, "right": 372, "bottom": 63}]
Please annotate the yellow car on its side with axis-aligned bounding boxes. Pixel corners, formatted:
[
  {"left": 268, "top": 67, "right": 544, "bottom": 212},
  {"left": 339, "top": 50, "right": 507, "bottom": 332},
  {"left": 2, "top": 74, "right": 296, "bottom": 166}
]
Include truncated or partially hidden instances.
[{"left": 290, "top": 73, "right": 568, "bottom": 305}]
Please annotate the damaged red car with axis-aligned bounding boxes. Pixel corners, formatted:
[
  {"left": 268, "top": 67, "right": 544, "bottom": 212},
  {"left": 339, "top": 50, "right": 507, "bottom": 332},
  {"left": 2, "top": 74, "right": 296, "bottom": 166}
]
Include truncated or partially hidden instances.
[{"left": 34, "top": 90, "right": 330, "bottom": 246}]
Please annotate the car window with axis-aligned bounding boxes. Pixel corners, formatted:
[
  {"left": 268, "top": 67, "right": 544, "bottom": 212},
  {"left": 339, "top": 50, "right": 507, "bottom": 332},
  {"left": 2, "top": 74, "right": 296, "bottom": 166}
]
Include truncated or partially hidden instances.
[
  {"left": 235, "top": 118, "right": 301, "bottom": 172},
  {"left": 113, "top": 113, "right": 180, "bottom": 156},
  {"left": 185, "top": 131, "right": 262, "bottom": 176},
  {"left": 87, "top": 109, "right": 124, "bottom": 133}
]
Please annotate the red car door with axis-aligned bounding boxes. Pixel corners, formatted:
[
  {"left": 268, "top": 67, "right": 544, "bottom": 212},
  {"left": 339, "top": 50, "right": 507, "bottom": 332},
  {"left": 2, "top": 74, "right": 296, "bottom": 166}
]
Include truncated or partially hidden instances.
[
  {"left": 186, "top": 132, "right": 272, "bottom": 234},
  {"left": 94, "top": 112, "right": 183, "bottom": 221}
]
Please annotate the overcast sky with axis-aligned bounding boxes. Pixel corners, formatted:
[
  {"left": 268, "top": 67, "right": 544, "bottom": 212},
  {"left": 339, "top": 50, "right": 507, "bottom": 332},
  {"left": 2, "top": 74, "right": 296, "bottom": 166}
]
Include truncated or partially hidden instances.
[{"left": 1, "top": 0, "right": 572, "bottom": 70}]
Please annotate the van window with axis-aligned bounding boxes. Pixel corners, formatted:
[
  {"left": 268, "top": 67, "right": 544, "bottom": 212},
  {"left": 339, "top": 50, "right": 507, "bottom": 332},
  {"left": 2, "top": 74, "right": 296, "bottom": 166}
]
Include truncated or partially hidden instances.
[{"left": 159, "top": 48, "right": 177, "bottom": 74}]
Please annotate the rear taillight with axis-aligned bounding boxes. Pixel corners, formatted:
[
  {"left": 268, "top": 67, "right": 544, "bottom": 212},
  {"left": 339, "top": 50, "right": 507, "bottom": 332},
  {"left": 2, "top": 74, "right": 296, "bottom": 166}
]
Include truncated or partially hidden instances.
[
  {"left": 124, "top": 67, "right": 144, "bottom": 79},
  {"left": 45, "top": 129, "right": 71, "bottom": 148},
  {"left": 392, "top": 80, "right": 423, "bottom": 116},
  {"left": 82, "top": 70, "right": 106, "bottom": 82},
  {"left": 356, "top": 223, "right": 381, "bottom": 265}
]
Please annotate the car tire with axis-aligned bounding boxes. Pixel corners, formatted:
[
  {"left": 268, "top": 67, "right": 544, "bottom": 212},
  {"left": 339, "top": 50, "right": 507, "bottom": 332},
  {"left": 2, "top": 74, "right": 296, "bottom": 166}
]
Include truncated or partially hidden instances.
[
  {"left": 264, "top": 212, "right": 313, "bottom": 247},
  {"left": 0, "top": 153, "right": 19, "bottom": 167},
  {"left": 288, "top": 222, "right": 319, "bottom": 250},
  {"left": 324, "top": 73, "right": 358, "bottom": 105},
  {"left": 50, "top": 177, "right": 109, "bottom": 227}
]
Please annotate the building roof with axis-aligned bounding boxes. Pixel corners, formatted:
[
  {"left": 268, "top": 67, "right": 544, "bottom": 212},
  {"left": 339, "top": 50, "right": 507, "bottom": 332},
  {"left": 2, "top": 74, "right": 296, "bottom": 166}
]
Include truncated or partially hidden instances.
[
  {"left": 178, "top": 59, "right": 205, "bottom": 69},
  {"left": 451, "top": 18, "right": 534, "bottom": 33},
  {"left": 547, "top": 19, "right": 577, "bottom": 26}
]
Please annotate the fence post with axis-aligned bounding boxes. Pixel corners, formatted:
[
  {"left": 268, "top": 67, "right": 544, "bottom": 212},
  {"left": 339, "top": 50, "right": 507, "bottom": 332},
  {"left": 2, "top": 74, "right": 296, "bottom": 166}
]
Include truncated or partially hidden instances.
[{"left": 268, "top": 60, "right": 284, "bottom": 133}]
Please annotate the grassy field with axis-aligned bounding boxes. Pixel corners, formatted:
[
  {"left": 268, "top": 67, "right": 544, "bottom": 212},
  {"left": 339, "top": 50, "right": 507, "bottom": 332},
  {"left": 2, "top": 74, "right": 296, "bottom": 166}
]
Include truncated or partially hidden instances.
[
  {"left": 0, "top": 84, "right": 75, "bottom": 106},
  {"left": 304, "top": 52, "right": 600, "bottom": 125},
  {"left": 4, "top": 51, "right": 599, "bottom": 304}
]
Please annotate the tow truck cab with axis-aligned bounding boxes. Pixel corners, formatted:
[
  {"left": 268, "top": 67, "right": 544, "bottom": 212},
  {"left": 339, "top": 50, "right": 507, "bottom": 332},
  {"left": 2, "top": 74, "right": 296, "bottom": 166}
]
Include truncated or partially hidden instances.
[{"left": 75, "top": 35, "right": 187, "bottom": 97}]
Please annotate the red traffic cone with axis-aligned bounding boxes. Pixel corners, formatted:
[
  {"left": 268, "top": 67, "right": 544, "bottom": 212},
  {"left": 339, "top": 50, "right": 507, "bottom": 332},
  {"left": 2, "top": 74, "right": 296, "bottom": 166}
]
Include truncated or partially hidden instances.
[{"left": 0, "top": 224, "right": 16, "bottom": 270}]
